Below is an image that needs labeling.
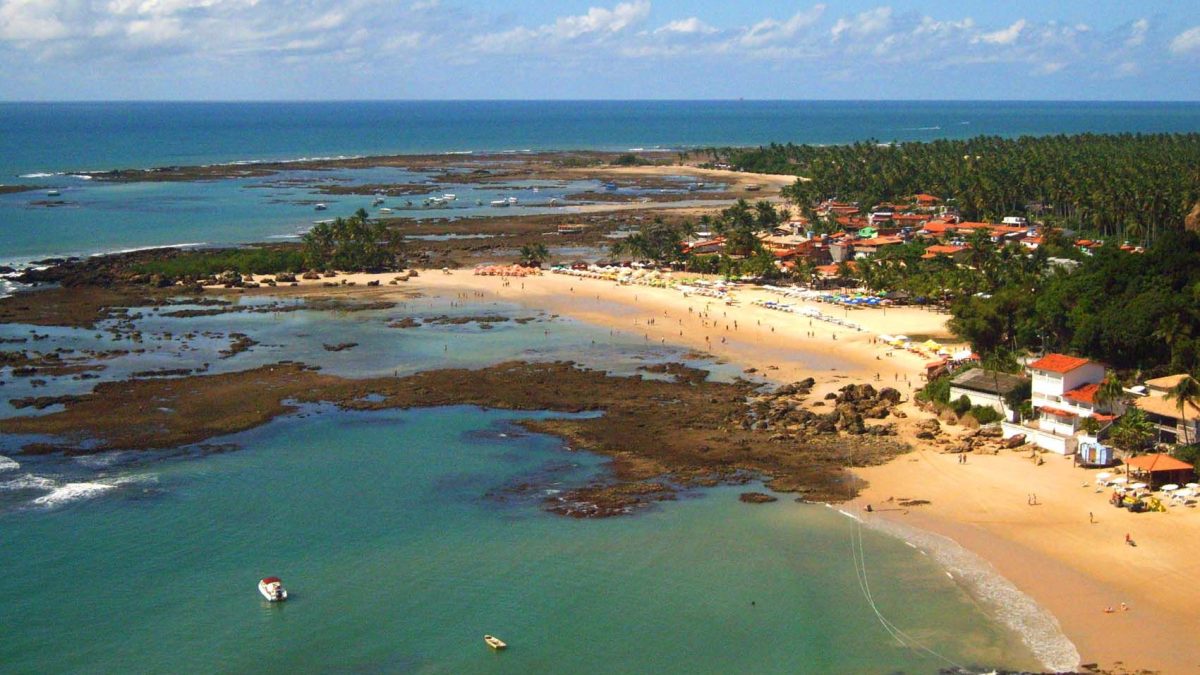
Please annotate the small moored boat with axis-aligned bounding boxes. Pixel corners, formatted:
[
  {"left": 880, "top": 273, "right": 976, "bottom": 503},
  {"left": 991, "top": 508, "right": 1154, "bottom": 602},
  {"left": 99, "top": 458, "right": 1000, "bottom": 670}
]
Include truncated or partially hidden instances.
[
  {"left": 258, "top": 577, "right": 288, "bottom": 602},
  {"left": 378, "top": 207, "right": 393, "bottom": 214},
  {"left": 46, "top": 189, "right": 61, "bottom": 197},
  {"left": 314, "top": 203, "right": 328, "bottom": 211},
  {"left": 483, "top": 635, "right": 507, "bottom": 650}
]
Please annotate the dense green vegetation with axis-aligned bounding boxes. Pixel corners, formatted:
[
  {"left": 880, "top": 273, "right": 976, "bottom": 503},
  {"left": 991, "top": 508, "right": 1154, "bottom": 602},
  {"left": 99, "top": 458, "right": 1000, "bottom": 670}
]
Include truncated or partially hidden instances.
[
  {"left": 841, "top": 213, "right": 1200, "bottom": 374},
  {"left": 302, "top": 209, "right": 404, "bottom": 272},
  {"left": 133, "top": 247, "right": 306, "bottom": 278},
  {"left": 699, "top": 133, "right": 1200, "bottom": 241},
  {"left": 609, "top": 199, "right": 785, "bottom": 279}
]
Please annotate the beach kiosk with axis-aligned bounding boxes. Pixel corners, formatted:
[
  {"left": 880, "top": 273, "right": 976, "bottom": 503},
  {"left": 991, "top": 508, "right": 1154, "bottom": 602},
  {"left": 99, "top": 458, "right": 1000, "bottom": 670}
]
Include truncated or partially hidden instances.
[
  {"left": 1123, "top": 454, "right": 1195, "bottom": 490},
  {"left": 1077, "top": 439, "right": 1114, "bottom": 467}
]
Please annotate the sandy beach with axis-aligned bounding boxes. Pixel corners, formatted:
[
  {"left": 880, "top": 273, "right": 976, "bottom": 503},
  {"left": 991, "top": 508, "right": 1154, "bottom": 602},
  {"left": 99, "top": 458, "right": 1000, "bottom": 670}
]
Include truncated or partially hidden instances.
[{"left": 273, "top": 268, "right": 1200, "bottom": 673}]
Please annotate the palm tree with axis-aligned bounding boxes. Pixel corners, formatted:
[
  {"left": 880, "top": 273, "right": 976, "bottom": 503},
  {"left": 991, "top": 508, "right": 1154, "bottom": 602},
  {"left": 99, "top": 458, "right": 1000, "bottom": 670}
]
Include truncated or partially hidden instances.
[
  {"left": 1095, "top": 373, "right": 1126, "bottom": 416},
  {"left": 518, "top": 243, "right": 550, "bottom": 268},
  {"left": 1165, "top": 374, "right": 1200, "bottom": 446}
]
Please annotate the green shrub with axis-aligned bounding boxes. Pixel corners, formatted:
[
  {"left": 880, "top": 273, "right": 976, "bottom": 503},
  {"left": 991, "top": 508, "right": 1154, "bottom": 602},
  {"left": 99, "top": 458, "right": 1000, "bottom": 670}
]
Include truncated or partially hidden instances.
[
  {"left": 970, "top": 405, "right": 1003, "bottom": 425},
  {"left": 133, "top": 248, "right": 306, "bottom": 279},
  {"left": 951, "top": 395, "right": 973, "bottom": 416}
]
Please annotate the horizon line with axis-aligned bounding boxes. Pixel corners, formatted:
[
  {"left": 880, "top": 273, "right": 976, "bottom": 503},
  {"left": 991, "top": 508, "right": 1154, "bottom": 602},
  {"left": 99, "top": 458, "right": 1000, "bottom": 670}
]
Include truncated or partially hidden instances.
[{"left": 3, "top": 98, "right": 1200, "bottom": 105}]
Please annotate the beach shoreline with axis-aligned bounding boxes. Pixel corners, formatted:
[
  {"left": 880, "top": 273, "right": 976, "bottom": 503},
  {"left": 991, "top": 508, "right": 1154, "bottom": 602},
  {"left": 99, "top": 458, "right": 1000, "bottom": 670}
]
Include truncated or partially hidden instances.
[{"left": 305, "top": 268, "right": 1199, "bottom": 674}]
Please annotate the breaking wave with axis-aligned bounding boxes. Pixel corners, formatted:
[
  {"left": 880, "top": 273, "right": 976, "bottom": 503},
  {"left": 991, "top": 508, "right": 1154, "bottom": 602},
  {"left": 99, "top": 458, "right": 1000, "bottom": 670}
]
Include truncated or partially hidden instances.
[
  {"left": 863, "top": 515, "right": 1081, "bottom": 672},
  {"left": 31, "top": 482, "right": 116, "bottom": 507},
  {"left": 0, "top": 455, "right": 19, "bottom": 472}
]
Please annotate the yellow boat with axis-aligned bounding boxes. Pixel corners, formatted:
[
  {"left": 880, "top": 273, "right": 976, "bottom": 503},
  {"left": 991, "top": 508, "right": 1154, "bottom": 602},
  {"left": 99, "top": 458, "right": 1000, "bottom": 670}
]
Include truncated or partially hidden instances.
[{"left": 483, "top": 635, "right": 507, "bottom": 650}]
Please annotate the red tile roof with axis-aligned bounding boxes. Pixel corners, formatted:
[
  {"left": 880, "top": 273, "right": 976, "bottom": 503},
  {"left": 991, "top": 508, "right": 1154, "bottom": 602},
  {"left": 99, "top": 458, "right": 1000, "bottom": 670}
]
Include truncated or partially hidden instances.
[
  {"left": 914, "top": 193, "right": 940, "bottom": 204},
  {"left": 924, "top": 244, "right": 968, "bottom": 256},
  {"left": 1039, "top": 406, "right": 1078, "bottom": 419},
  {"left": 1064, "top": 383, "right": 1100, "bottom": 404},
  {"left": 1028, "top": 353, "right": 1091, "bottom": 374},
  {"left": 1125, "top": 453, "right": 1194, "bottom": 472}
]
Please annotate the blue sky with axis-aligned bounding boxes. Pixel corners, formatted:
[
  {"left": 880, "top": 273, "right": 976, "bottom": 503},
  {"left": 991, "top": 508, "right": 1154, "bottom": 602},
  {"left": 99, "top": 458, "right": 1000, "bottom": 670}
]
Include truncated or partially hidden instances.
[{"left": 0, "top": 1, "right": 1197, "bottom": 100}]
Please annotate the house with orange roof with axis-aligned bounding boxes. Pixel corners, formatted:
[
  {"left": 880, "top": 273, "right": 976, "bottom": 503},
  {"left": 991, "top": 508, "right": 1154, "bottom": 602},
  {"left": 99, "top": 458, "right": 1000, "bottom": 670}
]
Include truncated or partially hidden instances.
[
  {"left": 1134, "top": 374, "right": 1200, "bottom": 445},
  {"left": 681, "top": 236, "right": 725, "bottom": 256},
  {"left": 1001, "top": 353, "right": 1113, "bottom": 455},
  {"left": 920, "top": 244, "right": 970, "bottom": 260},
  {"left": 913, "top": 193, "right": 940, "bottom": 207}
]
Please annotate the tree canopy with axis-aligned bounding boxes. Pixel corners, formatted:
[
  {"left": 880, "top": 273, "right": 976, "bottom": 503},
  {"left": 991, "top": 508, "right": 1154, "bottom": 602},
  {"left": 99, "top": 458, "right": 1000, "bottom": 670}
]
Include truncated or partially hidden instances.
[
  {"left": 302, "top": 209, "right": 404, "bottom": 272},
  {"left": 697, "top": 133, "right": 1200, "bottom": 242}
]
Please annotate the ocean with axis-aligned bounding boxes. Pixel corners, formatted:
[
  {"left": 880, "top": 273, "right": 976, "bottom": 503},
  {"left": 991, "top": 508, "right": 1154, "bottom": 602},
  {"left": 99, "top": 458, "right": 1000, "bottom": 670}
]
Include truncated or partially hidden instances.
[
  {"left": 3, "top": 100, "right": 1199, "bottom": 269},
  {"left": 4, "top": 99, "right": 1185, "bottom": 672}
]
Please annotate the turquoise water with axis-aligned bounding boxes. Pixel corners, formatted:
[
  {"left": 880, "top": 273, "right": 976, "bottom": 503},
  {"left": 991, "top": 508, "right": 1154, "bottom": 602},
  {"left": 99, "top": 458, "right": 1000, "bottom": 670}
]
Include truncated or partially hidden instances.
[
  {"left": 4, "top": 101, "right": 1200, "bottom": 177},
  {"left": 0, "top": 405, "right": 1040, "bottom": 674},
  {"left": 3, "top": 100, "right": 1199, "bottom": 266}
]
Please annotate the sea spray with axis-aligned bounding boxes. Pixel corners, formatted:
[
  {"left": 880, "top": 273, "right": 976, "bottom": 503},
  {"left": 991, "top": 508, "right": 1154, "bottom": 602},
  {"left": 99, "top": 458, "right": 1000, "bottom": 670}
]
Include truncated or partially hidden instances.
[{"left": 862, "top": 515, "right": 1081, "bottom": 672}]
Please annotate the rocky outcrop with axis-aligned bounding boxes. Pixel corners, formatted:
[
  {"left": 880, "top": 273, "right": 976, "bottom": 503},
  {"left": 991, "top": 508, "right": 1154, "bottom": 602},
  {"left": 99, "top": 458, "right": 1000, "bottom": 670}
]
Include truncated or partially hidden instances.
[{"left": 739, "top": 492, "right": 778, "bottom": 503}]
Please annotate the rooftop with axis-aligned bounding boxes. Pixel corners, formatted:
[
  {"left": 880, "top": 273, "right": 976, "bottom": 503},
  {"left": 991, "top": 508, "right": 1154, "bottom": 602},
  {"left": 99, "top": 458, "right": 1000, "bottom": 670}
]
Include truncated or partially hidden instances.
[
  {"left": 1125, "top": 453, "right": 1195, "bottom": 473},
  {"left": 1134, "top": 393, "right": 1200, "bottom": 420},
  {"left": 1028, "top": 353, "right": 1091, "bottom": 374},
  {"left": 1063, "top": 383, "right": 1100, "bottom": 405},
  {"left": 950, "top": 368, "right": 1029, "bottom": 396},
  {"left": 1145, "top": 374, "right": 1190, "bottom": 392}
]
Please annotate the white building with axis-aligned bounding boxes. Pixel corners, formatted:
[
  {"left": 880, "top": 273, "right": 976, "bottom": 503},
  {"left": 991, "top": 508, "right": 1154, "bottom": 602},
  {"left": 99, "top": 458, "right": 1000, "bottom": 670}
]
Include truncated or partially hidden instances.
[
  {"left": 948, "top": 368, "right": 1029, "bottom": 418},
  {"left": 1002, "top": 353, "right": 1113, "bottom": 455}
]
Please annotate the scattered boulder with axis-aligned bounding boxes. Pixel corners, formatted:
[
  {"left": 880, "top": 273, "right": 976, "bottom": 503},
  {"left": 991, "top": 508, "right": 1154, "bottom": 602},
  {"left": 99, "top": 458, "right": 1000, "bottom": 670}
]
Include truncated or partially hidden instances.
[
  {"left": 739, "top": 492, "right": 778, "bottom": 504},
  {"left": 276, "top": 272, "right": 297, "bottom": 283},
  {"left": 1004, "top": 434, "right": 1026, "bottom": 449}
]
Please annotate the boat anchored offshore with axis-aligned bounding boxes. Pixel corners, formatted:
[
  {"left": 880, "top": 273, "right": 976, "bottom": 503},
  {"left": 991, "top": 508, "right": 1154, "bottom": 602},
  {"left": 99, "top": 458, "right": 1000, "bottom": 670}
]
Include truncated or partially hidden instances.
[
  {"left": 483, "top": 635, "right": 507, "bottom": 650},
  {"left": 258, "top": 577, "right": 288, "bottom": 602},
  {"left": 314, "top": 203, "right": 328, "bottom": 211}
]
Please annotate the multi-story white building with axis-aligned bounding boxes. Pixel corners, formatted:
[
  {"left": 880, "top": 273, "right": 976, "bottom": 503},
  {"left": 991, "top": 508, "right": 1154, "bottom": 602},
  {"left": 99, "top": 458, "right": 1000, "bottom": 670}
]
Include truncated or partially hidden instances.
[{"left": 1003, "top": 353, "right": 1114, "bottom": 454}]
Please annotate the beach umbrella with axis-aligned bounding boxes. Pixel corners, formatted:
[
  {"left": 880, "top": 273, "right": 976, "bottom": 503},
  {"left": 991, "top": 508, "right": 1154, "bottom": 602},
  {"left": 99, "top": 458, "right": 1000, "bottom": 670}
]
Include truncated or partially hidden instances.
[
  {"left": 1131, "top": 482, "right": 1148, "bottom": 490},
  {"left": 1160, "top": 484, "right": 1179, "bottom": 492},
  {"left": 1187, "top": 483, "right": 1200, "bottom": 489},
  {"left": 1096, "top": 472, "right": 1112, "bottom": 480},
  {"left": 1110, "top": 476, "right": 1128, "bottom": 484}
]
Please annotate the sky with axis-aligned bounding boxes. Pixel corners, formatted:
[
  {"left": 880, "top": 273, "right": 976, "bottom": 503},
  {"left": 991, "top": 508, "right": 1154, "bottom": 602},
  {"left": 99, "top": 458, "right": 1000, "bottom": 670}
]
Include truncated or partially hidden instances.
[{"left": 0, "top": 0, "right": 1197, "bottom": 101}]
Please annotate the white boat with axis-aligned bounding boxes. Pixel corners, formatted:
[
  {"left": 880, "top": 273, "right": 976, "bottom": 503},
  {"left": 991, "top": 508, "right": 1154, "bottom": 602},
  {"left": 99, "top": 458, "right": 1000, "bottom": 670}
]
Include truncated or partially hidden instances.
[
  {"left": 46, "top": 189, "right": 61, "bottom": 197},
  {"left": 379, "top": 207, "right": 393, "bottom": 214},
  {"left": 372, "top": 197, "right": 385, "bottom": 206},
  {"left": 483, "top": 635, "right": 507, "bottom": 650},
  {"left": 258, "top": 577, "right": 288, "bottom": 602},
  {"left": 442, "top": 193, "right": 456, "bottom": 201},
  {"left": 507, "top": 196, "right": 518, "bottom": 205},
  {"left": 490, "top": 199, "right": 509, "bottom": 207},
  {"left": 314, "top": 203, "right": 327, "bottom": 211}
]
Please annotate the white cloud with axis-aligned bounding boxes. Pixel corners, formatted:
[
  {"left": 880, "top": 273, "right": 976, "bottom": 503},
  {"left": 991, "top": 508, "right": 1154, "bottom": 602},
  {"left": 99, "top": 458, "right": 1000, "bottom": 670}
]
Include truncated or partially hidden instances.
[
  {"left": 831, "top": 6, "right": 892, "bottom": 41},
  {"left": 739, "top": 5, "right": 825, "bottom": 47},
  {"left": 1115, "top": 61, "right": 1139, "bottom": 77},
  {"left": 1034, "top": 61, "right": 1064, "bottom": 75},
  {"left": 1170, "top": 25, "right": 1200, "bottom": 54},
  {"left": 655, "top": 17, "right": 716, "bottom": 36},
  {"left": 1125, "top": 18, "right": 1148, "bottom": 47},
  {"left": 975, "top": 18, "right": 1026, "bottom": 45},
  {"left": 473, "top": 0, "right": 650, "bottom": 53}
]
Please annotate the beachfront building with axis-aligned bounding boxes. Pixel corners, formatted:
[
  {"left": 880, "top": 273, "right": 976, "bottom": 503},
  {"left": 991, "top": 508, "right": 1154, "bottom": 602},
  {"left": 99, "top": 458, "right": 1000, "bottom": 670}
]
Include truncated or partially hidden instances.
[
  {"left": 948, "top": 368, "right": 1029, "bottom": 419},
  {"left": 1133, "top": 374, "right": 1200, "bottom": 445},
  {"left": 1001, "top": 353, "right": 1112, "bottom": 455}
]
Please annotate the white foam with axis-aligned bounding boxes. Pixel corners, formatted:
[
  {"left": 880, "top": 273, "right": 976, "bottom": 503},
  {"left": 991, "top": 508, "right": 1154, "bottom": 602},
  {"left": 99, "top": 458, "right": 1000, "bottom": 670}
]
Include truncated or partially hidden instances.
[
  {"left": 0, "top": 473, "right": 55, "bottom": 491},
  {"left": 0, "top": 455, "right": 19, "bottom": 472},
  {"left": 89, "top": 242, "right": 208, "bottom": 257},
  {"left": 863, "top": 516, "right": 1081, "bottom": 672},
  {"left": 19, "top": 172, "right": 59, "bottom": 178},
  {"left": 31, "top": 481, "right": 116, "bottom": 507}
]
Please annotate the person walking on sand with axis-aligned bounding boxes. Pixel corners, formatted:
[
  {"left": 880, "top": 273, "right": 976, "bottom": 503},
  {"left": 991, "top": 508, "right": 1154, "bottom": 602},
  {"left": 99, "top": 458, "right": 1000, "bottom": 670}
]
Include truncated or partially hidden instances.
[{"left": 1089, "top": 511, "right": 1095, "bottom": 524}]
